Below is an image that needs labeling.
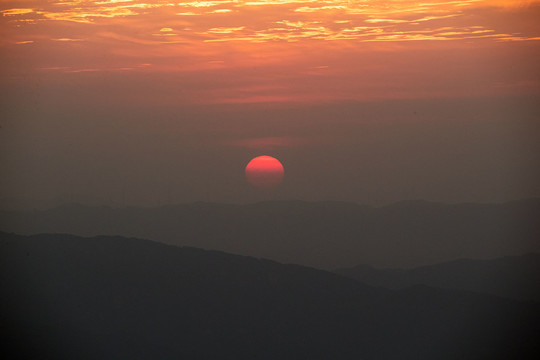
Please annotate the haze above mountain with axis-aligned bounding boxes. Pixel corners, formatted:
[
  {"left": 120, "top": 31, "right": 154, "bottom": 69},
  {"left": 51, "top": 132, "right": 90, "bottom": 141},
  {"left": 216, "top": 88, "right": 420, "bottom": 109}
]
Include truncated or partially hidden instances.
[
  {"left": 1, "top": 199, "right": 539, "bottom": 269},
  {"left": 2, "top": 232, "right": 538, "bottom": 360}
]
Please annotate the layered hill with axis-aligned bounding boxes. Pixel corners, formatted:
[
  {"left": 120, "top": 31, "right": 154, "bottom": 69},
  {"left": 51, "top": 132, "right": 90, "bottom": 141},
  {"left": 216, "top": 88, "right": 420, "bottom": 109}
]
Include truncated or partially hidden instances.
[
  {"left": 1, "top": 232, "right": 539, "bottom": 359},
  {"left": 1, "top": 199, "right": 539, "bottom": 268},
  {"left": 335, "top": 253, "right": 540, "bottom": 302}
]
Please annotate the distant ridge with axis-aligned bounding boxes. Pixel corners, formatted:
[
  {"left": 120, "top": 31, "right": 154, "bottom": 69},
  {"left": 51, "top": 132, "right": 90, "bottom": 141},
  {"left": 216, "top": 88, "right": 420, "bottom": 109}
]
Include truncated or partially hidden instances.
[
  {"left": 1, "top": 199, "right": 539, "bottom": 269},
  {"left": 2, "top": 232, "right": 539, "bottom": 359},
  {"left": 335, "top": 253, "right": 540, "bottom": 302}
]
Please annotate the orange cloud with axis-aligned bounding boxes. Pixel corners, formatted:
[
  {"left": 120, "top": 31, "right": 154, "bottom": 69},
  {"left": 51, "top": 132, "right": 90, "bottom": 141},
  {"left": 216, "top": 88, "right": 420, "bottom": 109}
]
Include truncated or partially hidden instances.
[{"left": 1, "top": 0, "right": 539, "bottom": 104}]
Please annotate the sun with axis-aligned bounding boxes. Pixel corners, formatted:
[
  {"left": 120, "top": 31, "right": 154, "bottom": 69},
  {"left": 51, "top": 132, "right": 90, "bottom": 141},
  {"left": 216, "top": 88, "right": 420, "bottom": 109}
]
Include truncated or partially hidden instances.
[{"left": 245, "top": 156, "right": 284, "bottom": 189}]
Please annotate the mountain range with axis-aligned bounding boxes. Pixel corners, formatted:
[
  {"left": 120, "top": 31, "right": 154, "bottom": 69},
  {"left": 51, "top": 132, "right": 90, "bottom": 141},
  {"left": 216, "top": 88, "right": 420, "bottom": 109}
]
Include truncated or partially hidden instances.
[
  {"left": 335, "top": 253, "right": 540, "bottom": 302},
  {"left": 1, "top": 199, "right": 539, "bottom": 269},
  {"left": 1, "top": 232, "right": 539, "bottom": 359}
]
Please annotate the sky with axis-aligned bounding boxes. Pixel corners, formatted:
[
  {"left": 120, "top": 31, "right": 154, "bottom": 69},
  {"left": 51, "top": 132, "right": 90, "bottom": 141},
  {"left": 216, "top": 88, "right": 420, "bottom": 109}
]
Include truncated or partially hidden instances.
[{"left": 1, "top": 0, "right": 539, "bottom": 208}]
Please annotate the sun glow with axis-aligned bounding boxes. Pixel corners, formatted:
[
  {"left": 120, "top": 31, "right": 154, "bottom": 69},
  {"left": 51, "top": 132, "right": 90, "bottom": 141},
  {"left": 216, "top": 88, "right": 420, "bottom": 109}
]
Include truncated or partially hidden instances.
[{"left": 245, "top": 156, "right": 285, "bottom": 189}]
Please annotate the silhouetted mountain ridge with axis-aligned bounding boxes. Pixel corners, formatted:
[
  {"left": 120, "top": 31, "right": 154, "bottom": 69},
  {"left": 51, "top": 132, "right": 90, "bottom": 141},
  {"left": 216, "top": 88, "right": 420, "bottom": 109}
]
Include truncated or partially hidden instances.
[
  {"left": 2, "top": 232, "right": 539, "bottom": 359},
  {"left": 335, "top": 253, "right": 540, "bottom": 301},
  {"left": 1, "top": 199, "right": 538, "bottom": 269}
]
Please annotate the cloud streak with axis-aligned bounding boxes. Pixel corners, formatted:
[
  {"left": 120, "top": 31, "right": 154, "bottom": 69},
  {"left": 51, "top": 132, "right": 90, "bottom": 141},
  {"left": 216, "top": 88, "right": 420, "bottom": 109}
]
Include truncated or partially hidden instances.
[{"left": 1, "top": 0, "right": 539, "bottom": 103}]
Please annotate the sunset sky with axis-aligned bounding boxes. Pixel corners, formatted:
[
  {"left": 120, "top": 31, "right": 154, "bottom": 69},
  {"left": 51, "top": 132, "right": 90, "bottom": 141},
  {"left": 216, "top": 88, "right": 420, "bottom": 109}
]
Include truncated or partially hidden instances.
[{"left": 1, "top": 0, "right": 539, "bottom": 207}]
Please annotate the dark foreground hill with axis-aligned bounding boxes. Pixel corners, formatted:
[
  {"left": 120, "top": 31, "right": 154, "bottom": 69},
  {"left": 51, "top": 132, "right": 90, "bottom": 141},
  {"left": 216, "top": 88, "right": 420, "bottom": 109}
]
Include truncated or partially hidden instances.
[
  {"left": 1, "top": 232, "right": 539, "bottom": 360},
  {"left": 1, "top": 199, "right": 539, "bottom": 269},
  {"left": 335, "top": 253, "right": 540, "bottom": 302}
]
